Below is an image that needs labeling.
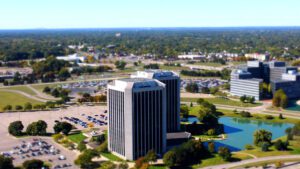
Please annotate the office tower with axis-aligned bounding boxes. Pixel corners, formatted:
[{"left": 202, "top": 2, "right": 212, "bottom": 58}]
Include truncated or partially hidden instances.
[
  {"left": 132, "top": 70, "right": 180, "bottom": 132},
  {"left": 230, "top": 61, "right": 300, "bottom": 100},
  {"left": 107, "top": 78, "right": 166, "bottom": 160}
]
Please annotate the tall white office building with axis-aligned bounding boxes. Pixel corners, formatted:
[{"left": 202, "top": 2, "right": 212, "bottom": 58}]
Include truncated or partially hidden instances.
[
  {"left": 132, "top": 70, "right": 181, "bottom": 132},
  {"left": 107, "top": 78, "right": 166, "bottom": 160}
]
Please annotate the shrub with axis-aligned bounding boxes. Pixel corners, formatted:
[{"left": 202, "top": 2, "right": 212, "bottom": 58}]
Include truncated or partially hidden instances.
[
  {"left": 275, "top": 161, "right": 284, "bottom": 168},
  {"left": 52, "top": 133, "right": 64, "bottom": 142},
  {"left": 279, "top": 113, "right": 284, "bottom": 119},
  {"left": 245, "top": 144, "right": 254, "bottom": 150},
  {"left": 218, "top": 147, "right": 231, "bottom": 161},
  {"left": 208, "top": 142, "right": 215, "bottom": 153},
  {"left": 163, "top": 150, "right": 176, "bottom": 167},
  {"left": 96, "top": 141, "right": 108, "bottom": 153},
  {"left": 77, "top": 142, "right": 87, "bottom": 152},
  {"left": 265, "top": 115, "right": 274, "bottom": 120},
  {"left": 240, "top": 111, "right": 251, "bottom": 118},
  {"left": 15, "top": 105, "right": 23, "bottom": 111},
  {"left": 23, "top": 159, "right": 44, "bottom": 169},
  {"left": 261, "top": 142, "right": 270, "bottom": 152},
  {"left": 3, "top": 105, "right": 13, "bottom": 111},
  {"left": 207, "top": 129, "right": 216, "bottom": 136}
]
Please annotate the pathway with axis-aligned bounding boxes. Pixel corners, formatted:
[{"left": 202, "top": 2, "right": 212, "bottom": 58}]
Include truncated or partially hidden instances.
[
  {"left": 26, "top": 85, "right": 58, "bottom": 101},
  {"left": 200, "top": 155, "right": 300, "bottom": 169}
]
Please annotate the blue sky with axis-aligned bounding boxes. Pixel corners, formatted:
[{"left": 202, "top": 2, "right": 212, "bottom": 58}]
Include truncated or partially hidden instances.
[{"left": 0, "top": 0, "right": 299, "bottom": 29}]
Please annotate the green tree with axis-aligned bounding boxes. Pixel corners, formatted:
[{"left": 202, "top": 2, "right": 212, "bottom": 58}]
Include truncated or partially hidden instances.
[
  {"left": 43, "top": 86, "right": 51, "bottom": 93},
  {"left": 253, "top": 129, "right": 272, "bottom": 146},
  {"left": 272, "top": 89, "right": 288, "bottom": 108},
  {"left": 26, "top": 120, "right": 47, "bottom": 136},
  {"left": 208, "top": 141, "right": 215, "bottom": 153},
  {"left": 118, "top": 162, "right": 129, "bottom": 169},
  {"left": 163, "top": 151, "right": 177, "bottom": 167},
  {"left": 96, "top": 141, "right": 108, "bottom": 153},
  {"left": 114, "top": 60, "right": 127, "bottom": 70},
  {"left": 74, "top": 149, "right": 99, "bottom": 168},
  {"left": 240, "top": 95, "right": 247, "bottom": 103},
  {"left": 99, "top": 161, "right": 116, "bottom": 169},
  {"left": 3, "top": 105, "right": 12, "bottom": 111},
  {"left": 15, "top": 105, "right": 23, "bottom": 111},
  {"left": 8, "top": 121, "right": 24, "bottom": 136},
  {"left": 77, "top": 142, "right": 87, "bottom": 152},
  {"left": 180, "top": 105, "right": 189, "bottom": 119},
  {"left": 24, "top": 102, "right": 33, "bottom": 111},
  {"left": 58, "top": 68, "right": 71, "bottom": 81},
  {"left": 23, "top": 159, "right": 44, "bottom": 169},
  {"left": 53, "top": 122, "right": 73, "bottom": 135},
  {"left": 218, "top": 147, "right": 232, "bottom": 161},
  {"left": 144, "top": 150, "right": 157, "bottom": 164},
  {"left": 0, "top": 155, "right": 14, "bottom": 169},
  {"left": 185, "top": 83, "right": 198, "bottom": 93}
]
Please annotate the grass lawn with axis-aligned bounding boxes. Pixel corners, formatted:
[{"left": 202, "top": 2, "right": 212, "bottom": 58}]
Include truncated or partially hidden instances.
[
  {"left": 181, "top": 97, "right": 262, "bottom": 107},
  {"left": 67, "top": 132, "right": 87, "bottom": 144},
  {"left": 192, "top": 153, "right": 253, "bottom": 168},
  {"left": 149, "top": 165, "right": 167, "bottom": 169},
  {"left": 31, "top": 84, "right": 60, "bottom": 93},
  {"left": 100, "top": 152, "right": 124, "bottom": 162},
  {"left": 160, "top": 65, "right": 190, "bottom": 71},
  {"left": 1, "top": 85, "right": 37, "bottom": 95},
  {"left": 239, "top": 136, "right": 300, "bottom": 158},
  {"left": 0, "top": 91, "right": 42, "bottom": 111},
  {"left": 193, "top": 62, "right": 226, "bottom": 67},
  {"left": 218, "top": 108, "right": 300, "bottom": 124}
]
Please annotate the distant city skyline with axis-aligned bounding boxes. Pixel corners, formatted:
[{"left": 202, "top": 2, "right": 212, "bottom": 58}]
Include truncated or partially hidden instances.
[{"left": 0, "top": 0, "right": 300, "bottom": 29}]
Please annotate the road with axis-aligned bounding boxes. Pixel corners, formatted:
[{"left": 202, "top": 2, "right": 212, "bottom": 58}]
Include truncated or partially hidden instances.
[{"left": 200, "top": 155, "right": 300, "bottom": 169}]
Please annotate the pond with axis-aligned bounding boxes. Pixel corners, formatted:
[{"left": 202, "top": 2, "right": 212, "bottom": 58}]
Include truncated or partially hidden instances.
[
  {"left": 182, "top": 116, "right": 293, "bottom": 151},
  {"left": 285, "top": 100, "right": 300, "bottom": 112}
]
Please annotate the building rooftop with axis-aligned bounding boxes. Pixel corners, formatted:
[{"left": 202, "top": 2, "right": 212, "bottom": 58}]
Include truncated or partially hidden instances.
[{"left": 115, "top": 78, "right": 163, "bottom": 89}]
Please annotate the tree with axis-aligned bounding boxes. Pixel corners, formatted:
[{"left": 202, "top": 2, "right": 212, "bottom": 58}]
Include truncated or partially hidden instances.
[
  {"left": 8, "top": 121, "right": 24, "bottom": 136},
  {"left": 0, "top": 155, "right": 14, "bottom": 169},
  {"left": 261, "top": 142, "right": 270, "bottom": 152},
  {"left": 135, "top": 157, "right": 146, "bottom": 169},
  {"left": 274, "top": 139, "right": 288, "bottom": 151},
  {"left": 3, "top": 105, "right": 12, "bottom": 111},
  {"left": 180, "top": 105, "right": 189, "bottom": 119},
  {"left": 74, "top": 149, "right": 99, "bottom": 168},
  {"left": 24, "top": 102, "right": 33, "bottom": 111},
  {"left": 77, "top": 142, "right": 87, "bottom": 152},
  {"left": 26, "top": 120, "right": 47, "bottom": 136},
  {"left": 144, "top": 150, "right": 157, "bottom": 164},
  {"left": 118, "top": 162, "right": 129, "bottom": 169},
  {"left": 51, "top": 88, "right": 60, "bottom": 98},
  {"left": 253, "top": 129, "right": 272, "bottom": 146},
  {"left": 43, "top": 86, "right": 51, "bottom": 93},
  {"left": 163, "top": 150, "right": 177, "bottom": 167},
  {"left": 99, "top": 161, "right": 116, "bottom": 169},
  {"left": 249, "top": 97, "right": 255, "bottom": 104},
  {"left": 201, "top": 87, "right": 210, "bottom": 94},
  {"left": 93, "top": 134, "right": 106, "bottom": 144},
  {"left": 15, "top": 105, "right": 23, "bottom": 111},
  {"left": 240, "top": 95, "right": 247, "bottom": 103},
  {"left": 115, "top": 60, "right": 127, "bottom": 70},
  {"left": 207, "top": 129, "right": 216, "bottom": 136},
  {"left": 279, "top": 113, "right": 284, "bottom": 119},
  {"left": 208, "top": 141, "right": 215, "bottom": 153},
  {"left": 53, "top": 122, "right": 73, "bottom": 135},
  {"left": 272, "top": 89, "right": 288, "bottom": 108},
  {"left": 185, "top": 83, "right": 198, "bottom": 93},
  {"left": 190, "top": 102, "right": 193, "bottom": 107},
  {"left": 96, "top": 141, "right": 108, "bottom": 153},
  {"left": 23, "top": 159, "right": 44, "bottom": 169},
  {"left": 58, "top": 68, "right": 71, "bottom": 81},
  {"left": 218, "top": 147, "right": 231, "bottom": 161}
]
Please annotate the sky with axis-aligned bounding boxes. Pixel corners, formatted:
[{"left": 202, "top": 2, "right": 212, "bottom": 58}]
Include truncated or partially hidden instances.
[{"left": 0, "top": 0, "right": 299, "bottom": 29}]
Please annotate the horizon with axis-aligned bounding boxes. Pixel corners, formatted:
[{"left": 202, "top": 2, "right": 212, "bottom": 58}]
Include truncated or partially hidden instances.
[{"left": 1, "top": 0, "right": 300, "bottom": 29}]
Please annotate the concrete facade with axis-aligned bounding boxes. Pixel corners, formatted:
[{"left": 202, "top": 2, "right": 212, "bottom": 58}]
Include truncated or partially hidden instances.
[{"left": 108, "top": 78, "right": 166, "bottom": 160}]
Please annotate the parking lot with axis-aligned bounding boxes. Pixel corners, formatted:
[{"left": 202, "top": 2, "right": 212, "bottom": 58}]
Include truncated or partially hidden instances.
[
  {"left": 0, "top": 137, "right": 79, "bottom": 169},
  {"left": 0, "top": 105, "right": 107, "bottom": 168}
]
